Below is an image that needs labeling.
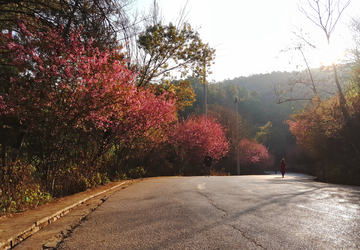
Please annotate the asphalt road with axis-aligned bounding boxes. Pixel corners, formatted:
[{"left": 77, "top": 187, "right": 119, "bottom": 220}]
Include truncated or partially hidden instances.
[{"left": 58, "top": 174, "right": 360, "bottom": 250}]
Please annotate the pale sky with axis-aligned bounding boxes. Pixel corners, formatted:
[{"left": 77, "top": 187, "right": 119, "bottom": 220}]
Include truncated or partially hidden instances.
[{"left": 136, "top": 0, "right": 360, "bottom": 82}]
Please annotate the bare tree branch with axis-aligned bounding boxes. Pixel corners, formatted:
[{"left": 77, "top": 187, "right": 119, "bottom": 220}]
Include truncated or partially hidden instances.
[{"left": 297, "top": 0, "right": 350, "bottom": 43}]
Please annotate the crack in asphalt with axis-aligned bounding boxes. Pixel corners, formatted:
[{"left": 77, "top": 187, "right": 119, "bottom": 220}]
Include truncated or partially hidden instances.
[
  {"left": 229, "top": 225, "right": 266, "bottom": 249},
  {"left": 196, "top": 190, "right": 265, "bottom": 249},
  {"left": 196, "top": 190, "right": 228, "bottom": 218}
]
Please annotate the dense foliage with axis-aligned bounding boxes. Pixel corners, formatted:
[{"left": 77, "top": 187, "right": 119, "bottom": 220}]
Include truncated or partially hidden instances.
[
  {"left": 136, "top": 22, "right": 215, "bottom": 87},
  {"left": 238, "top": 139, "right": 274, "bottom": 174},
  {"left": 168, "top": 115, "right": 229, "bottom": 175},
  {"left": 181, "top": 75, "right": 295, "bottom": 167},
  {"left": 0, "top": 17, "right": 226, "bottom": 213},
  {"left": 287, "top": 89, "right": 360, "bottom": 185},
  {"left": 0, "top": 19, "right": 169, "bottom": 208},
  {"left": 0, "top": 0, "right": 136, "bottom": 50},
  {"left": 6, "top": 1, "right": 353, "bottom": 214}
]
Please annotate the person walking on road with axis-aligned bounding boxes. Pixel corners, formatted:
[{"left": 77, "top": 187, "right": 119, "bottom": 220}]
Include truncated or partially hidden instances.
[
  {"left": 280, "top": 158, "right": 287, "bottom": 178},
  {"left": 203, "top": 152, "right": 212, "bottom": 177}
]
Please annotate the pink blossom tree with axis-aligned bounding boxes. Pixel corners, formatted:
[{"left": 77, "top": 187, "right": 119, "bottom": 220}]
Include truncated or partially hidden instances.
[
  {"left": 168, "top": 115, "right": 229, "bottom": 175},
  {"left": 0, "top": 18, "right": 177, "bottom": 194},
  {"left": 238, "top": 139, "right": 274, "bottom": 174},
  {"left": 109, "top": 88, "right": 177, "bottom": 175}
]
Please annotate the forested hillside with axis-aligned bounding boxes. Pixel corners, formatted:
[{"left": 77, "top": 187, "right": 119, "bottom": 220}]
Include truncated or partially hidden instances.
[{"left": 179, "top": 72, "right": 299, "bottom": 174}]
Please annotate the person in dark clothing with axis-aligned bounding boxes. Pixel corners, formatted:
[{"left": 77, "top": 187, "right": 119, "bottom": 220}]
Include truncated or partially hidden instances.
[
  {"left": 203, "top": 152, "right": 212, "bottom": 177},
  {"left": 280, "top": 158, "right": 287, "bottom": 178}
]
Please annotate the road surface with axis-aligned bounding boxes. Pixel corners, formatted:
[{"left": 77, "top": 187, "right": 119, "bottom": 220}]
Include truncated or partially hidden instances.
[{"left": 58, "top": 174, "right": 360, "bottom": 249}]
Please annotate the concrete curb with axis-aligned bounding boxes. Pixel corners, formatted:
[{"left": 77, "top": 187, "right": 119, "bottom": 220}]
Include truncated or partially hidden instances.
[{"left": 1, "top": 181, "right": 129, "bottom": 250}]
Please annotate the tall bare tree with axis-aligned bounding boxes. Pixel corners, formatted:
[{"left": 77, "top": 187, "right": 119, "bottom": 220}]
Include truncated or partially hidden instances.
[
  {"left": 274, "top": 1, "right": 351, "bottom": 104},
  {"left": 273, "top": 38, "right": 336, "bottom": 104},
  {"left": 297, "top": 0, "right": 350, "bottom": 106},
  {"left": 287, "top": 0, "right": 359, "bottom": 156}
]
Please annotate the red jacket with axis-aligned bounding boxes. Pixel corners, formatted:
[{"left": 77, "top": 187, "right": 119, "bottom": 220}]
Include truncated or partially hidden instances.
[{"left": 280, "top": 161, "right": 287, "bottom": 173}]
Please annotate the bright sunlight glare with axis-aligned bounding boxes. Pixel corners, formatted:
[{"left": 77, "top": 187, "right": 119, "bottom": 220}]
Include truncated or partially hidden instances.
[{"left": 317, "top": 44, "right": 345, "bottom": 66}]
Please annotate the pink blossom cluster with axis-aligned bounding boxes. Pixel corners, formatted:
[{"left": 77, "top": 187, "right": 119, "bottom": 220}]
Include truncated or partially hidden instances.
[
  {"left": 169, "top": 115, "right": 229, "bottom": 165},
  {"left": 0, "top": 19, "right": 177, "bottom": 137},
  {"left": 0, "top": 18, "right": 229, "bottom": 179},
  {"left": 238, "top": 139, "right": 273, "bottom": 167}
]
